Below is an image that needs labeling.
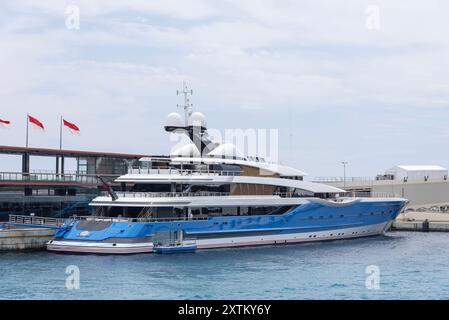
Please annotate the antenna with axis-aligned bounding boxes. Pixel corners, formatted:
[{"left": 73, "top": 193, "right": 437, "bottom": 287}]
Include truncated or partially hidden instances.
[{"left": 177, "top": 81, "right": 194, "bottom": 126}]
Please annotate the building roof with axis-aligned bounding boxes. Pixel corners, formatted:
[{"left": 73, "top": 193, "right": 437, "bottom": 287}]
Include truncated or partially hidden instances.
[
  {"left": 393, "top": 165, "right": 447, "bottom": 172},
  {"left": 0, "top": 145, "right": 153, "bottom": 159}
]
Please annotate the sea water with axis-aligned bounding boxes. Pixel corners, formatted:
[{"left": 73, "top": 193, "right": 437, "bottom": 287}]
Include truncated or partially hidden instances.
[{"left": 1, "top": 231, "right": 448, "bottom": 300}]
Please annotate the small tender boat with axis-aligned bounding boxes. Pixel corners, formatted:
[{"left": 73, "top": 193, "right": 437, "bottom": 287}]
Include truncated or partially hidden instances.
[{"left": 153, "top": 243, "right": 197, "bottom": 254}]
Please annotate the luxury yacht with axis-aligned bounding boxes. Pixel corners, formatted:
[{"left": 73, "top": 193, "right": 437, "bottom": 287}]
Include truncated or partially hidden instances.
[{"left": 47, "top": 84, "right": 408, "bottom": 254}]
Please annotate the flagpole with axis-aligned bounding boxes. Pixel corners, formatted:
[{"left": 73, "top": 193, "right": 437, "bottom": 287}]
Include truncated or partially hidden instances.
[
  {"left": 59, "top": 116, "right": 63, "bottom": 150},
  {"left": 26, "top": 113, "right": 29, "bottom": 147}
]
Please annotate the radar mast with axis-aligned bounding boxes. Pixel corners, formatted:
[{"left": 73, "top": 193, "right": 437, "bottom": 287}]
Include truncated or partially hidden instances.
[{"left": 177, "top": 81, "right": 193, "bottom": 126}]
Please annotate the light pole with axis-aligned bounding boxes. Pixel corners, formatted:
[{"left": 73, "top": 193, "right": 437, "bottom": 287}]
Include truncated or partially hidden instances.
[{"left": 341, "top": 161, "right": 348, "bottom": 188}]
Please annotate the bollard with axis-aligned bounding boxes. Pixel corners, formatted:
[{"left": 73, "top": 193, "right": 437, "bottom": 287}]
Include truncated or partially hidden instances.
[{"left": 423, "top": 219, "right": 430, "bottom": 232}]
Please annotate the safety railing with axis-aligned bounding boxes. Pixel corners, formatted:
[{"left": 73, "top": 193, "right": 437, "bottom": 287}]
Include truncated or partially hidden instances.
[
  {"left": 312, "top": 177, "right": 375, "bottom": 183},
  {"left": 67, "top": 215, "right": 209, "bottom": 222},
  {"left": 0, "top": 172, "right": 117, "bottom": 184},
  {"left": 127, "top": 167, "right": 241, "bottom": 176},
  {"left": 100, "top": 190, "right": 399, "bottom": 199},
  {"left": 312, "top": 176, "right": 449, "bottom": 184},
  {"left": 8, "top": 214, "right": 67, "bottom": 227},
  {"left": 101, "top": 191, "right": 305, "bottom": 198},
  {"left": 102, "top": 191, "right": 232, "bottom": 198},
  {"left": 343, "top": 191, "right": 400, "bottom": 198}
]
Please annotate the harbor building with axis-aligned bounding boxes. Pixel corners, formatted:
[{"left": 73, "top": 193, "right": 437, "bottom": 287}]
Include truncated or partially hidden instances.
[
  {"left": 381, "top": 165, "right": 448, "bottom": 182},
  {"left": 315, "top": 165, "right": 449, "bottom": 210},
  {"left": 0, "top": 145, "right": 155, "bottom": 219}
]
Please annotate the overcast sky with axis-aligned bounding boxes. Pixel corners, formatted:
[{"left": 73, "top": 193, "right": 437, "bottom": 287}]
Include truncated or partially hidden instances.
[{"left": 1, "top": 1, "right": 449, "bottom": 177}]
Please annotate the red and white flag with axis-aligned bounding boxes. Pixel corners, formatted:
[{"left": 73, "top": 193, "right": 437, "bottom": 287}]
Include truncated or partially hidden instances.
[
  {"left": 63, "top": 119, "right": 80, "bottom": 134},
  {"left": 28, "top": 115, "right": 45, "bottom": 130},
  {"left": 0, "top": 118, "right": 11, "bottom": 128}
]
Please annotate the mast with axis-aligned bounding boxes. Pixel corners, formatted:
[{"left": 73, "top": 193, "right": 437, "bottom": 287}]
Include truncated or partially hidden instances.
[{"left": 177, "top": 81, "right": 193, "bottom": 125}]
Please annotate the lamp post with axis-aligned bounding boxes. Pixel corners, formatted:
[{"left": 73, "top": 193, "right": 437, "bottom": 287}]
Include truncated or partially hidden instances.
[{"left": 341, "top": 161, "right": 348, "bottom": 188}]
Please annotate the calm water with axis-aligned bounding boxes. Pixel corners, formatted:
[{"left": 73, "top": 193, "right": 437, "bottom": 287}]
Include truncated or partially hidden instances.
[{"left": 1, "top": 231, "right": 449, "bottom": 300}]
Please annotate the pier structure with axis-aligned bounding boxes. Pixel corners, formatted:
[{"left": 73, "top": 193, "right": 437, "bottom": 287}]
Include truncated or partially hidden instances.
[
  {"left": 0, "top": 145, "right": 157, "bottom": 218},
  {"left": 0, "top": 145, "right": 150, "bottom": 176},
  {"left": 392, "top": 211, "right": 449, "bottom": 232}
]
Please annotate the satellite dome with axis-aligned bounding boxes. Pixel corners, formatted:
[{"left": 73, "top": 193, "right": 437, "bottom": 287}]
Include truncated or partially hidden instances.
[
  {"left": 170, "top": 143, "right": 201, "bottom": 158},
  {"left": 208, "top": 143, "right": 244, "bottom": 160},
  {"left": 187, "top": 112, "right": 207, "bottom": 128},
  {"left": 165, "top": 112, "right": 183, "bottom": 132}
]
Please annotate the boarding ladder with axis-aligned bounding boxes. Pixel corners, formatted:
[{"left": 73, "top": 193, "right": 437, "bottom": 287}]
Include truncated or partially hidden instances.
[
  {"left": 94, "top": 206, "right": 105, "bottom": 217},
  {"left": 138, "top": 207, "right": 155, "bottom": 219}
]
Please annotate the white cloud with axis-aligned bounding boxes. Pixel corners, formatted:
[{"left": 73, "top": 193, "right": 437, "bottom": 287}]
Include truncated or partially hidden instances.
[{"left": 1, "top": 0, "right": 449, "bottom": 175}]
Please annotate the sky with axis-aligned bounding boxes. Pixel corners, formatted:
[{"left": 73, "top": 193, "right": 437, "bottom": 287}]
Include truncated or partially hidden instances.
[{"left": 0, "top": 0, "right": 449, "bottom": 177}]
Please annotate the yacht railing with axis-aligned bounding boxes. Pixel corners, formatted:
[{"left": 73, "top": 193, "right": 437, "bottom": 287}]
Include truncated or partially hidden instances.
[
  {"left": 102, "top": 191, "right": 232, "bottom": 198},
  {"left": 312, "top": 177, "right": 375, "bottom": 183},
  {"left": 102, "top": 191, "right": 303, "bottom": 198},
  {"left": 100, "top": 191, "right": 399, "bottom": 199},
  {"left": 127, "top": 167, "right": 241, "bottom": 176},
  {"left": 67, "top": 215, "right": 209, "bottom": 222}
]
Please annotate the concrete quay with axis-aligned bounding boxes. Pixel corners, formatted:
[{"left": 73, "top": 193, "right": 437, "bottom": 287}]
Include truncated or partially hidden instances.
[
  {"left": 0, "top": 226, "right": 56, "bottom": 251},
  {"left": 392, "top": 211, "right": 449, "bottom": 232}
]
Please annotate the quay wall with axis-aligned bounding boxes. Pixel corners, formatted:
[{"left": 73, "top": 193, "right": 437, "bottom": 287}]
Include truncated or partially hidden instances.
[
  {"left": 0, "top": 228, "right": 55, "bottom": 251},
  {"left": 391, "top": 211, "right": 449, "bottom": 232}
]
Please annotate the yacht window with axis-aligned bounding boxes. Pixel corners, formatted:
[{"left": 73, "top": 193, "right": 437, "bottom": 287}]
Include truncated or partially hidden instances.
[
  {"left": 222, "top": 207, "right": 237, "bottom": 216},
  {"left": 208, "top": 207, "right": 223, "bottom": 216}
]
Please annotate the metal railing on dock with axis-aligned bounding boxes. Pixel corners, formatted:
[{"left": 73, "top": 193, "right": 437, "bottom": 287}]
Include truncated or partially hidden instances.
[
  {"left": 8, "top": 214, "right": 209, "bottom": 226},
  {"left": 0, "top": 171, "right": 117, "bottom": 184},
  {"left": 345, "top": 191, "right": 400, "bottom": 198},
  {"left": 9, "top": 214, "right": 67, "bottom": 227}
]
